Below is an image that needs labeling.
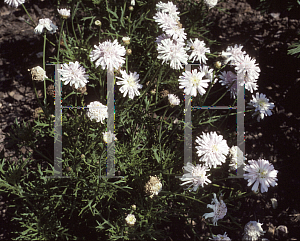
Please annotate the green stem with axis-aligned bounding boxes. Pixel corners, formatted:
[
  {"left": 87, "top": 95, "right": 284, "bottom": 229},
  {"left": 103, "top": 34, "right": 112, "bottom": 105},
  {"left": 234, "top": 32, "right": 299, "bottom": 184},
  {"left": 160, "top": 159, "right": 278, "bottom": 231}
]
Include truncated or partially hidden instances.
[
  {"left": 43, "top": 32, "right": 47, "bottom": 106},
  {"left": 57, "top": 19, "right": 65, "bottom": 64},
  {"left": 21, "top": 4, "right": 35, "bottom": 27},
  {"left": 126, "top": 46, "right": 128, "bottom": 73},
  {"left": 32, "top": 81, "right": 48, "bottom": 119}
]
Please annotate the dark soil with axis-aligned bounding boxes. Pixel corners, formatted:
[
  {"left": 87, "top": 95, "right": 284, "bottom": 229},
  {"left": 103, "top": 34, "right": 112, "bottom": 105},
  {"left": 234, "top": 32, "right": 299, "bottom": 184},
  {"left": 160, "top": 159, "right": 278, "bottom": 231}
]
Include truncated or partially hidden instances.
[{"left": 1, "top": 0, "right": 300, "bottom": 240}]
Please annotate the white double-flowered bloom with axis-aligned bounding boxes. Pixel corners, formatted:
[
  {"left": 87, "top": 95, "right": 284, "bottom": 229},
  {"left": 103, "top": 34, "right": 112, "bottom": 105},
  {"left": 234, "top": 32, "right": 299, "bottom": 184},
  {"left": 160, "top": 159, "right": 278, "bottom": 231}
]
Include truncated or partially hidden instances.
[
  {"left": 115, "top": 70, "right": 142, "bottom": 99},
  {"left": 58, "top": 61, "right": 89, "bottom": 89},
  {"left": 90, "top": 39, "right": 126, "bottom": 72},
  {"left": 167, "top": 94, "right": 180, "bottom": 106},
  {"left": 153, "top": 11, "right": 179, "bottom": 28},
  {"left": 242, "top": 221, "right": 265, "bottom": 241},
  {"left": 86, "top": 101, "right": 108, "bottom": 124},
  {"left": 4, "top": 0, "right": 24, "bottom": 8},
  {"left": 203, "top": 193, "right": 227, "bottom": 226},
  {"left": 199, "top": 65, "right": 216, "bottom": 83},
  {"left": 221, "top": 44, "right": 246, "bottom": 65},
  {"left": 157, "top": 38, "right": 188, "bottom": 70},
  {"left": 247, "top": 93, "right": 275, "bottom": 122},
  {"left": 178, "top": 69, "right": 210, "bottom": 97},
  {"left": 243, "top": 158, "right": 278, "bottom": 193},
  {"left": 188, "top": 39, "right": 210, "bottom": 64},
  {"left": 195, "top": 132, "right": 229, "bottom": 168},
  {"left": 57, "top": 8, "right": 70, "bottom": 19},
  {"left": 235, "top": 54, "right": 260, "bottom": 82},
  {"left": 102, "top": 130, "right": 117, "bottom": 144},
  {"left": 180, "top": 162, "right": 211, "bottom": 192},
  {"left": 125, "top": 214, "right": 136, "bottom": 226},
  {"left": 156, "top": 1, "right": 180, "bottom": 18},
  {"left": 210, "top": 232, "right": 231, "bottom": 241},
  {"left": 204, "top": 0, "right": 218, "bottom": 9},
  {"left": 228, "top": 146, "right": 245, "bottom": 171},
  {"left": 34, "top": 18, "right": 58, "bottom": 34}
]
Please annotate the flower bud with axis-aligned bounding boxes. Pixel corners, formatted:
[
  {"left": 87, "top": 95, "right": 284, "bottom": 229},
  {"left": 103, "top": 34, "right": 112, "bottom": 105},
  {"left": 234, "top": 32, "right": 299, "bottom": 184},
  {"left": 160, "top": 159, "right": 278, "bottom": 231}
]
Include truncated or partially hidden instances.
[
  {"left": 126, "top": 49, "right": 132, "bottom": 55},
  {"left": 131, "top": 204, "right": 136, "bottom": 210},
  {"left": 129, "top": 6, "right": 134, "bottom": 11},
  {"left": 95, "top": 20, "right": 102, "bottom": 26},
  {"left": 214, "top": 61, "right": 222, "bottom": 69}
]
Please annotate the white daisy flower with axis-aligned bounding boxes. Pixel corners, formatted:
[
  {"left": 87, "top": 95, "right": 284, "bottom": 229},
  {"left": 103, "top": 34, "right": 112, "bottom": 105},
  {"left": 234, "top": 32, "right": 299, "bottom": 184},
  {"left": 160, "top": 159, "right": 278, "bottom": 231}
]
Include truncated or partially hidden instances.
[
  {"left": 199, "top": 65, "right": 216, "bottom": 83},
  {"left": 243, "top": 158, "right": 278, "bottom": 193},
  {"left": 210, "top": 232, "right": 231, "bottom": 241},
  {"left": 157, "top": 38, "right": 188, "bottom": 70},
  {"left": 243, "top": 74, "right": 258, "bottom": 93},
  {"left": 28, "top": 66, "right": 48, "bottom": 82},
  {"left": 90, "top": 39, "right": 126, "bottom": 72},
  {"left": 178, "top": 69, "right": 210, "bottom": 97},
  {"left": 247, "top": 93, "right": 275, "bottom": 122},
  {"left": 34, "top": 18, "right": 58, "bottom": 34},
  {"left": 125, "top": 214, "right": 136, "bottom": 226},
  {"left": 221, "top": 44, "right": 246, "bottom": 65},
  {"left": 219, "top": 71, "right": 237, "bottom": 99},
  {"left": 195, "top": 132, "right": 229, "bottom": 169},
  {"left": 203, "top": 193, "right": 227, "bottom": 226},
  {"left": 235, "top": 54, "right": 260, "bottom": 82},
  {"left": 179, "top": 162, "right": 211, "bottom": 192},
  {"left": 144, "top": 176, "right": 162, "bottom": 198},
  {"left": 57, "top": 8, "right": 70, "bottom": 19},
  {"left": 4, "top": 0, "right": 24, "bottom": 8},
  {"left": 86, "top": 101, "right": 108, "bottom": 124},
  {"left": 115, "top": 70, "right": 142, "bottom": 99},
  {"left": 58, "top": 61, "right": 89, "bottom": 89},
  {"left": 164, "top": 23, "right": 187, "bottom": 42},
  {"left": 242, "top": 221, "right": 265, "bottom": 241},
  {"left": 153, "top": 11, "right": 179, "bottom": 28},
  {"left": 156, "top": 1, "right": 180, "bottom": 18},
  {"left": 167, "top": 94, "right": 180, "bottom": 106},
  {"left": 204, "top": 0, "right": 218, "bottom": 9},
  {"left": 228, "top": 146, "right": 245, "bottom": 171},
  {"left": 188, "top": 38, "right": 210, "bottom": 64},
  {"left": 103, "top": 130, "right": 117, "bottom": 144}
]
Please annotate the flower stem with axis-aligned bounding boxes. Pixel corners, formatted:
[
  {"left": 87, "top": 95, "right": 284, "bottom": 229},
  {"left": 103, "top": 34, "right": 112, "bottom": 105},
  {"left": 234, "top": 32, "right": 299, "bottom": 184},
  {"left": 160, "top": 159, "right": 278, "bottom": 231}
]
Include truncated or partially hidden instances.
[
  {"left": 43, "top": 32, "right": 47, "bottom": 106},
  {"left": 21, "top": 4, "right": 35, "bottom": 27},
  {"left": 32, "top": 80, "right": 48, "bottom": 119},
  {"left": 57, "top": 19, "right": 65, "bottom": 64}
]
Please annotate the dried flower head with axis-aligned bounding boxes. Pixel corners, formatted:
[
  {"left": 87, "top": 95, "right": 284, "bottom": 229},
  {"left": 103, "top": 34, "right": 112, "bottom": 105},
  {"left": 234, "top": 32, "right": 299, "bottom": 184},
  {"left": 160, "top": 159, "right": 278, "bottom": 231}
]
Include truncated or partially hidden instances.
[
  {"left": 32, "top": 107, "right": 45, "bottom": 119},
  {"left": 28, "top": 66, "right": 48, "bottom": 82},
  {"left": 57, "top": 8, "right": 70, "bottom": 19},
  {"left": 145, "top": 175, "right": 162, "bottom": 198},
  {"left": 126, "top": 49, "right": 132, "bottom": 55},
  {"left": 242, "top": 221, "right": 265, "bottom": 241}
]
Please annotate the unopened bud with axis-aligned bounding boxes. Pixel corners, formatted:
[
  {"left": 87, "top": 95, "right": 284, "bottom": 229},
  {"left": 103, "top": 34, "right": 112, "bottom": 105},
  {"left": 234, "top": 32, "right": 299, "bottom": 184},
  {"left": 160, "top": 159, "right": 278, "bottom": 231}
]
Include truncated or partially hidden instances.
[
  {"left": 126, "top": 49, "right": 132, "bottom": 55},
  {"left": 95, "top": 20, "right": 102, "bottom": 26},
  {"left": 129, "top": 6, "right": 134, "bottom": 11},
  {"left": 214, "top": 61, "right": 222, "bottom": 69},
  {"left": 131, "top": 204, "right": 136, "bottom": 210},
  {"left": 122, "top": 36, "right": 130, "bottom": 45}
]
